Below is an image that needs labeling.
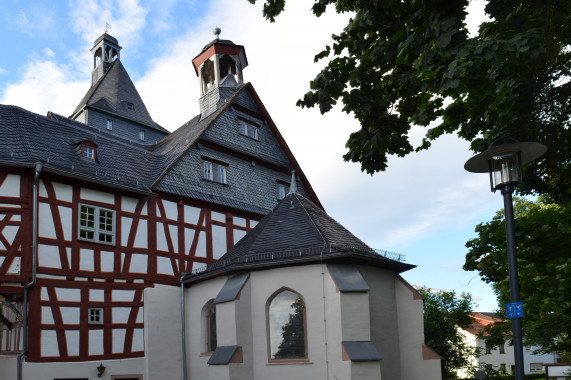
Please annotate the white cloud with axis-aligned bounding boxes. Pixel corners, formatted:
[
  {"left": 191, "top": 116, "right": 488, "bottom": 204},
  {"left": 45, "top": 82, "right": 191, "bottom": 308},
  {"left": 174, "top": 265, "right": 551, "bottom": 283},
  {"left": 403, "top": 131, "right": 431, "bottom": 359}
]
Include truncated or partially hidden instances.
[
  {"left": 0, "top": 67, "right": 7, "bottom": 75},
  {"left": 43, "top": 48, "right": 55, "bottom": 58},
  {"left": 0, "top": 60, "right": 88, "bottom": 116},
  {"left": 69, "top": 0, "right": 147, "bottom": 49}
]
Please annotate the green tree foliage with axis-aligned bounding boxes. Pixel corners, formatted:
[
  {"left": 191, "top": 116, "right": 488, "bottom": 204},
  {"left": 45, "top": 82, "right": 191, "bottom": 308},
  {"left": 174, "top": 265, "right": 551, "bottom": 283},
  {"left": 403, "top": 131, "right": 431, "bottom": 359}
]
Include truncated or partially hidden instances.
[
  {"left": 418, "top": 289, "right": 479, "bottom": 380},
  {"left": 249, "top": 0, "right": 571, "bottom": 203},
  {"left": 464, "top": 197, "right": 571, "bottom": 354}
]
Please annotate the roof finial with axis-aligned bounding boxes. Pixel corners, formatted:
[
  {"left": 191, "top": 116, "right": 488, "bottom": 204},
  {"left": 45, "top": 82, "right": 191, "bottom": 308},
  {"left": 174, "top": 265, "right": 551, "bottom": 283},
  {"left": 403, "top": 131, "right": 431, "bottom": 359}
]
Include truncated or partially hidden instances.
[
  {"left": 213, "top": 27, "right": 221, "bottom": 39},
  {"left": 104, "top": 22, "right": 112, "bottom": 34},
  {"left": 288, "top": 170, "right": 297, "bottom": 194}
]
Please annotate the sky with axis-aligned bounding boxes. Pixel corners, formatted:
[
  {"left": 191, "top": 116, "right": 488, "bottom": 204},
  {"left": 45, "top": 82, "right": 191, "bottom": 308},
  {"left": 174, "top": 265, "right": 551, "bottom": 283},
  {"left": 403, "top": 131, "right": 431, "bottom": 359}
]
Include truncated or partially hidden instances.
[{"left": 0, "top": 0, "right": 502, "bottom": 311}]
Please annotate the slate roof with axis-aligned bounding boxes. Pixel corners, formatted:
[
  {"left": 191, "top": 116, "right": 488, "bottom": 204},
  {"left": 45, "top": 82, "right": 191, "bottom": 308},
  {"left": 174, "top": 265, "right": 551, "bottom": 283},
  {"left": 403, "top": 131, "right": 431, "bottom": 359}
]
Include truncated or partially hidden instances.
[
  {"left": 0, "top": 105, "right": 159, "bottom": 194},
  {"left": 0, "top": 79, "right": 322, "bottom": 216},
  {"left": 182, "top": 192, "right": 414, "bottom": 283},
  {"left": 71, "top": 59, "right": 168, "bottom": 133}
]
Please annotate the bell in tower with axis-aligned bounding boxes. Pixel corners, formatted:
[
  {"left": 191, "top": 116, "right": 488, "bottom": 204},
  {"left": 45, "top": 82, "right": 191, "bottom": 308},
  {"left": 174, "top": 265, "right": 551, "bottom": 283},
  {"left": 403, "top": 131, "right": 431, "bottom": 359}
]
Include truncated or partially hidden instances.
[
  {"left": 192, "top": 28, "right": 248, "bottom": 118},
  {"left": 90, "top": 33, "right": 122, "bottom": 86}
]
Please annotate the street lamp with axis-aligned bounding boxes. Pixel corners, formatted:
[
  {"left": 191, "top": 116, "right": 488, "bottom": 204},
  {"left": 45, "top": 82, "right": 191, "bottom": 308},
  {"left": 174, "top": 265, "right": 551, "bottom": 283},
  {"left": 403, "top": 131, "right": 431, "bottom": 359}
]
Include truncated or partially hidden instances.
[{"left": 465, "top": 140, "right": 546, "bottom": 380}]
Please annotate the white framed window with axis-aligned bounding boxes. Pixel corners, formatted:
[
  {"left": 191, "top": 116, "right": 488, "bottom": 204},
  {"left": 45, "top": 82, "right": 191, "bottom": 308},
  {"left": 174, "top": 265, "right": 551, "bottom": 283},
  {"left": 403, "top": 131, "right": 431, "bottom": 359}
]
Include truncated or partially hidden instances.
[
  {"left": 530, "top": 363, "right": 542, "bottom": 372},
  {"left": 106, "top": 119, "right": 113, "bottom": 130},
  {"left": 203, "top": 161, "right": 227, "bottom": 184},
  {"left": 240, "top": 121, "right": 259, "bottom": 140},
  {"left": 83, "top": 146, "right": 95, "bottom": 159},
  {"left": 88, "top": 307, "right": 103, "bottom": 325},
  {"left": 139, "top": 130, "right": 145, "bottom": 141},
  {"left": 79, "top": 204, "right": 115, "bottom": 244}
]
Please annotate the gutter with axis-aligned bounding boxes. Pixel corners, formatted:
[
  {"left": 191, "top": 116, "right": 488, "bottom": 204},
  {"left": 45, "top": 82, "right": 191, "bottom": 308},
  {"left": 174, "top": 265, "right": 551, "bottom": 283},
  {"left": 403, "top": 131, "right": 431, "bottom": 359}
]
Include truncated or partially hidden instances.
[
  {"left": 17, "top": 162, "right": 42, "bottom": 380},
  {"left": 0, "top": 161, "right": 155, "bottom": 197}
]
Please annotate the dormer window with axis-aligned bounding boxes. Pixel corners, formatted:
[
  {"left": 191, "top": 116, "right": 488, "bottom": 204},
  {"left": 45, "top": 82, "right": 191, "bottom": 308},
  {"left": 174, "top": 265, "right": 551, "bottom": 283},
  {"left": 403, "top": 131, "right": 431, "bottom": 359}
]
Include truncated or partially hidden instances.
[
  {"left": 139, "top": 130, "right": 145, "bottom": 141},
  {"left": 239, "top": 118, "right": 259, "bottom": 140},
  {"left": 106, "top": 119, "right": 113, "bottom": 130},
  {"left": 81, "top": 141, "right": 97, "bottom": 160},
  {"left": 203, "top": 158, "right": 227, "bottom": 184},
  {"left": 83, "top": 146, "right": 95, "bottom": 159},
  {"left": 123, "top": 101, "right": 135, "bottom": 111}
]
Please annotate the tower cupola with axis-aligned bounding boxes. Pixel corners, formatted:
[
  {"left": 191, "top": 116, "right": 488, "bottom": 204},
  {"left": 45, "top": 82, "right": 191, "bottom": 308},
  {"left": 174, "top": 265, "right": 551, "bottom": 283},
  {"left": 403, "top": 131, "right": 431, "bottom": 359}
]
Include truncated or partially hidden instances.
[
  {"left": 91, "top": 33, "right": 122, "bottom": 85},
  {"left": 192, "top": 28, "right": 248, "bottom": 118}
]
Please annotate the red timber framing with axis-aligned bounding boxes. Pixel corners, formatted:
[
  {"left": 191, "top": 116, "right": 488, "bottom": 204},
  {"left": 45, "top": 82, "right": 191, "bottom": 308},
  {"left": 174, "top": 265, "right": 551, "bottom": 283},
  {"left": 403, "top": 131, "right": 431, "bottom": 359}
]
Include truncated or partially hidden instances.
[
  {"left": 0, "top": 169, "right": 259, "bottom": 361},
  {"left": 0, "top": 171, "right": 33, "bottom": 284},
  {"left": 27, "top": 279, "right": 146, "bottom": 362}
]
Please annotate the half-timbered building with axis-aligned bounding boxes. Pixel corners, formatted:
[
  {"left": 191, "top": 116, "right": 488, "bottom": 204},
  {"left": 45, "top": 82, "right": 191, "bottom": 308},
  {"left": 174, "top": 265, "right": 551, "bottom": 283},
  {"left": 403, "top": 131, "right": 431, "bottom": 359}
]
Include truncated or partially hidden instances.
[
  {"left": 0, "top": 29, "right": 441, "bottom": 380},
  {"left": 0, "top": 30, "right": 320, "bottom": 379}
]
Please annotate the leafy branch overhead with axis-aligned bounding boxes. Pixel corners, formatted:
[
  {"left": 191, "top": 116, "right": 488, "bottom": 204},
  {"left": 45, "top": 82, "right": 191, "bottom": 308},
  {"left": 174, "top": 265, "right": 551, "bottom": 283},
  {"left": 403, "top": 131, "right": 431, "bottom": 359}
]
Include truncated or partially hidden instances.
[{"left": 249, "top": 0, "right": 571, "bottom": 203}]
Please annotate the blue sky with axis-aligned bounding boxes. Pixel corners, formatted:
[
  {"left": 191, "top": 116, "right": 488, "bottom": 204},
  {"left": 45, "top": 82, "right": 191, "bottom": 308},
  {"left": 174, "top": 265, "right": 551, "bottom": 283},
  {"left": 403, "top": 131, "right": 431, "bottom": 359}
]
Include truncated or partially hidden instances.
[{"left": 0, "top": 0, "right": 502, "bottom": 311}]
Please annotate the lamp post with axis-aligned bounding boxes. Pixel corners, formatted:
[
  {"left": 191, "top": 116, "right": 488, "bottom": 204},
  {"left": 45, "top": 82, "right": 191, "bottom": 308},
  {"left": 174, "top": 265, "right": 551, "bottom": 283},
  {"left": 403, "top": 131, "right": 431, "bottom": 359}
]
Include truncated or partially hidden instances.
[{"left": 465, "top": 140, "right": 546, "bottom": 380}]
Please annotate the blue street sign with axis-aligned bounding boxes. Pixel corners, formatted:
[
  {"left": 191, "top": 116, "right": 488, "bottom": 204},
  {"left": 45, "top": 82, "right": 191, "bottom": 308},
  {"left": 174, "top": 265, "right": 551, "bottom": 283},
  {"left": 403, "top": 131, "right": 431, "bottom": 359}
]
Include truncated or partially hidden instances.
[{"left": 506, "top": 302, "right": 524, "bottom": 318}]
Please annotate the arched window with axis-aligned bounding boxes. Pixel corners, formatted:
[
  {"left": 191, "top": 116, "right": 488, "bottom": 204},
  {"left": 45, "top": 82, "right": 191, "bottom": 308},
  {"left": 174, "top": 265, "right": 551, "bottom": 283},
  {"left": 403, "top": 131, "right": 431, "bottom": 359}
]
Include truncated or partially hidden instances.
[
  {"left": 267, "top": 289, "right": 307, "bottom": 360},
  {"left": 202, "top": 300, "right": 217, "bottom": 353}
]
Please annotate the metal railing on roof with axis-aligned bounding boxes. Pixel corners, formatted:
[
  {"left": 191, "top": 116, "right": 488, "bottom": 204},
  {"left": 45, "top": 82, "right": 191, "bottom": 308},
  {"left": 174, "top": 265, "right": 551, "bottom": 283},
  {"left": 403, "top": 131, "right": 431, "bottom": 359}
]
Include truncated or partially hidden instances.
[{"left": 190, "top": 244, "right": 405, "bottom": 275}]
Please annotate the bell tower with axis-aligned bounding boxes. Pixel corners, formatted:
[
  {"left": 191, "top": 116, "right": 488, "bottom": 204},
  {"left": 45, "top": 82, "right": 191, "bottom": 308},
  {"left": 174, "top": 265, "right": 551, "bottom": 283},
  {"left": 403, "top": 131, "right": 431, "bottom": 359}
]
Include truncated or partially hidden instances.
[
  {"left": 90, "top": 33, "right": 122, "bottom": 85},
  {"left": 192, "top": 28, "right": 248, "bottom": 118}
]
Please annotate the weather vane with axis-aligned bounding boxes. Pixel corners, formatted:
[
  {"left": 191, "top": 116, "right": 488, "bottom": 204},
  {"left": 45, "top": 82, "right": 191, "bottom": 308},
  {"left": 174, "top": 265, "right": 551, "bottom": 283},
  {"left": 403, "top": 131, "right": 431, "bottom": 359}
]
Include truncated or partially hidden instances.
[{"left": 104, "top": 22, "right": 112, "bottom": 34}]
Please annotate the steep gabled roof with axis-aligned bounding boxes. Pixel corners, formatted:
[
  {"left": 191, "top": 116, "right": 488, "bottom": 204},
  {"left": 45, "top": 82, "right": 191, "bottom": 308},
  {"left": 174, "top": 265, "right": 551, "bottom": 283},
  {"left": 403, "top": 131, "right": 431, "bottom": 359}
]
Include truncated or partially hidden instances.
[
  {"left": 150, "top": 82, "right": 323, "bottom": 210},
  {"left": 71, "top": 60, "right": 168, "bottom": 133},
  {"left": 183, "top": 192, "right": 414, "bottom": 283}
]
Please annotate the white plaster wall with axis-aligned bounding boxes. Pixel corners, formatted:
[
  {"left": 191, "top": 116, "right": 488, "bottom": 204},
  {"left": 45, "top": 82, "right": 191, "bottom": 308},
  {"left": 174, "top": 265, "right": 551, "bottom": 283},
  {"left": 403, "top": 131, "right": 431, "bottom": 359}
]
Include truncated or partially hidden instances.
[
  {"left": 217, "top": 301, "right": 238, "bottom": 346},
  {"left": 340, "top": 292, "right": 370, "bottom": 341},
  {"left": 58, "top": 205, "right": 72, "bottom": 240},
  {"left": 457, "top": 329, "right": 478, "bottom": 378},
  {"left": 184, "top": 205, "right": 201, "bottom": 224},
  {"left": 52, "top": 182, "right": 73, "bottom": 202},
  {"left": 249, "top": 264, "right": 339, "bottom": 380},
  {"left": 524, "top": 347, "right": 559, "bottom": 374},
  {"left": 233, "top": 278, "right": 254, "bottom": 380},
  {"left": 14, "top": 357, "right": 146, "bottom": 380},
  {"left": 394, "top": 276, "right": 441, "bottom": 380},
  {"left": 144, "top": 284, "right": 183, "bottom": 380},
  {"left": 38, "top": 202, "right": 57, "bottom": 239},
  {"left": 0, "top": 174, "right": 20, "bottom": 197},
  {"left": 80, "top": 188, "right": 114, "bottom": 204},
  {"left": 478, "top": 338, "right": 514, "bottom": 372},
  {"left": 351, "top": 361, "right": 382, "bottom": 380},
  {"left": 121, "top": 196, "right": 139, "bottom": 213},
  {"left": 161, "top": 199, "right": 178, "bottom": 220},
  {"left": 359, "top": 266, "right": 402, "bottom": 380},
  {"left": 212, "top": 224, "right": 227, "bottom": 259},
  {"left": 187, "top": 276, "right": 227, "bottom": 380}
]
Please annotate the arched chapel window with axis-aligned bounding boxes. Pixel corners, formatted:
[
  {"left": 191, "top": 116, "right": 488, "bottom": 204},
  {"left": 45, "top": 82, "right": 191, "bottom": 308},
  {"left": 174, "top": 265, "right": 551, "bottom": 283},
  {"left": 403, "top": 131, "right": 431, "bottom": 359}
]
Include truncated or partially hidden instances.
[
  {"left": 202, "top": 300, "right": 217, "bottom": 353},
  {"left": 267, "top": 289, "right": 307, "bottom": 360}
]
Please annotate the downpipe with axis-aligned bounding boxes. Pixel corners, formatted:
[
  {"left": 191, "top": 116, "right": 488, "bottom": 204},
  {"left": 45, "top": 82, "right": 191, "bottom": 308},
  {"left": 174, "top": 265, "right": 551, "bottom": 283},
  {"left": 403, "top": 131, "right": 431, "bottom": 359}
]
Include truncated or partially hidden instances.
[
  {"left": 17, "top": 162, "right": 42, "bottom": 380},
  {"left": 180, "top": 280, "right": 189, "bottom": 380}
]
